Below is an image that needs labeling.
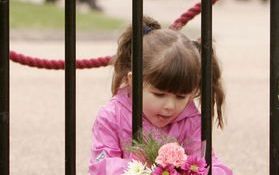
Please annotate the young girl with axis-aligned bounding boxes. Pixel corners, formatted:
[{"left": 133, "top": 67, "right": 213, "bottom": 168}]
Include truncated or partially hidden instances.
[{"left": 88, "top": 16, "right": 233, "bottom": 175}]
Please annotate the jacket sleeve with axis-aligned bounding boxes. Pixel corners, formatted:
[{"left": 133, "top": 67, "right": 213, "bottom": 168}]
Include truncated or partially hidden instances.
[
  {"left": 183, "top": 116, "right": 233, "bottom": 175},
  {"left": 88, "top": 107, "right": 130, "bottom": 175}
]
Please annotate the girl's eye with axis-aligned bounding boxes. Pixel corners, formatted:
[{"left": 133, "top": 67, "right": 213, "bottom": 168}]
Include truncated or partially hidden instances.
[
  {"left": 176, "top": 95, "right": 186, "bottom": 99},
  {"left": 153, "top": 92, "right": 165, "bottom": 97}
]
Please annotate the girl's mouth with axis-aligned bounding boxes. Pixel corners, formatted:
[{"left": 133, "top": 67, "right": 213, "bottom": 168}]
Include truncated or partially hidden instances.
[{"left": 157, "top": 114, "right": 172, "bottom": 119}]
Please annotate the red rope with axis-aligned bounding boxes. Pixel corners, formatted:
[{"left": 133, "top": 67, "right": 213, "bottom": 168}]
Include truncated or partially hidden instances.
[
  {"left": 10, "top": 51, "right": 112, "bottom": 69},
  {"left": 170, "top": 0, "right": 219, "bottom": 30},
  {"left": 10, "top": 0, "right": 218, "bottom": 70}
]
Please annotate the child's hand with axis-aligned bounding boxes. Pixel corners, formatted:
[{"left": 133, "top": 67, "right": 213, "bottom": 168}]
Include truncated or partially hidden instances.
[
  {"left": 129, "top": 151, "right": 152, "bottom": 167},
  {"left": 130, "top": 151, "right": 146, "bottom": 162}
]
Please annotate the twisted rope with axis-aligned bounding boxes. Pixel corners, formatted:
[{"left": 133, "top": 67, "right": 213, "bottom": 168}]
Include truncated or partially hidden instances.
[
  {"left": 170, "top": 0, "right": 218, "bottom": 30},
  {"left": 10, "top": 0, "right": 218, "bottom": 70},
  {"left": 10, "top": 51, "right": 112, "bottom": 69}
]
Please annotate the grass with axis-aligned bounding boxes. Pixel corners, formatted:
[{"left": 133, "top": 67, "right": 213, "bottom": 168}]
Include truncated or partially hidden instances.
[{"left": 10, "top": 0, "right": 124, "bottom": 31}]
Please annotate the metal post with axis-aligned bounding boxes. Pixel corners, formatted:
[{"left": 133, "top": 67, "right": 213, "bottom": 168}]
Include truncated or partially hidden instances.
[
  {"left": 65, "top": 0, "right": 76, "bottom": 174},
  {"left": 132, "top": 0, "right": 143, "bottom": 141},
  {"left": 0, "top": 0, "right": 9, "bottom": 174},
  {"left": 201, "top": 0, "right": 212, "bottom": 174},
  {"left": 270, "top": 0, "right": 279, "bottom": 174}
]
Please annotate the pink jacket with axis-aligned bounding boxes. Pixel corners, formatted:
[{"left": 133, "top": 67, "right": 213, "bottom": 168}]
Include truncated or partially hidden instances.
[{"left": 89, "top": 87, "right": 233, "bottom": 175}]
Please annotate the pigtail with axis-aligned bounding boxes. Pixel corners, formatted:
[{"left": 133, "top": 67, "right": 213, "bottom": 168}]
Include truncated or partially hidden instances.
[
  {"left": 111, "top": 16, "right": 161, "bottom": 95},
  {"left": 112, "top": 26, "right": 133, "bottom": 95},
  {"left": 212, "top": 48, "right": 225, "bottom": 129},
  {"left": 192, "top": 39, "right": 225, "bottom": 129}
]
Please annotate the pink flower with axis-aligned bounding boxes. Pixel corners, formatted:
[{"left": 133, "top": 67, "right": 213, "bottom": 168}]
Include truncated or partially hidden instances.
[
  {"left": 155, "top": 142, "right": 187, "bottom": 168},
  {"left": 181, "top": 156, "right": 207, "bottom": 175},
  {"left": 152, "top": 164, "right": 179, "bottom": 175}
]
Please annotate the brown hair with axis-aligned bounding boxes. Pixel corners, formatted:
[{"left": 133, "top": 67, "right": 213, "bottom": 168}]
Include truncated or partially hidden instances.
[
  {"left": 193, "top": 39, "right": 225, "bottom": 129},
  {"left": 112, "top": 16, "right": 225, "bottom": 129}
]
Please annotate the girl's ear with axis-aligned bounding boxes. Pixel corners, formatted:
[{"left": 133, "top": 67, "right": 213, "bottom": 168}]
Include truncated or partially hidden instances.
[
  {"left": 127, "top": 71, "right": 132, "bottom": 87},
  {"left": 190, "top": 89, "right": 200, "bottom": 99}
]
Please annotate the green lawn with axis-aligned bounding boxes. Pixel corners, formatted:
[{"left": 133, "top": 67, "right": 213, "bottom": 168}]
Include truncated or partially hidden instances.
[{"left": 10, "top": 0, "right": 124, "bottom": 31}]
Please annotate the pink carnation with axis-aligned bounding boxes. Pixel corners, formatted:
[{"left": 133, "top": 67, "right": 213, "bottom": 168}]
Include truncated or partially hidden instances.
[{"left": 155, "top": 142, "right": 187, "bottom": 167}]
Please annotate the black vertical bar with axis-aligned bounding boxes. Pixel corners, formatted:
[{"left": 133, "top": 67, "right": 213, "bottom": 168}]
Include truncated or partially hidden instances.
[
  {"left": 0, "top": 0, "right": 9, "bottom": 174},
  {"left": 65, "top": 0, "right": 76, "bottom": 174},
  {"left": 201, "top": 0, "right": 212, "bottom": 174},
  {"left": 270, "top": 0, "right": 279, "bottom": 174},
  {"left": 132, "top": 0, "right": 143, "bottom": 141}
]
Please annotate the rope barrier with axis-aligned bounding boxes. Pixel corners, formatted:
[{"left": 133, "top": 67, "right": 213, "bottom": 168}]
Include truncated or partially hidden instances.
[
  {"left": 10, "top": 51, "right": 112, "bottom": 69},
  {"left": 10, "top": 0, "right": 218, "bottom": 70},
  {"left": 170, "top": 0, "right": 218, "bottom": 30}
]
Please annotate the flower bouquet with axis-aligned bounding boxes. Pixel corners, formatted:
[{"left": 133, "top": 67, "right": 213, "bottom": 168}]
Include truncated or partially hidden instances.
[{"left": 122, "top": 135, "right": 207, "bottom": 175}]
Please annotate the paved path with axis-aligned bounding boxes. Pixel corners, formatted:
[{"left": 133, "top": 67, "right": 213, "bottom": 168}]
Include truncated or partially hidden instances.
[{"left": 10, "top": 0, "right": 269, "bottom": 174}]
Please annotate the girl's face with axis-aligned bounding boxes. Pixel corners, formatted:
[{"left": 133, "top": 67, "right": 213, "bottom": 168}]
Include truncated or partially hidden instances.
[{"left": 142, "top": 85, "right": 193, "bottom": 128}]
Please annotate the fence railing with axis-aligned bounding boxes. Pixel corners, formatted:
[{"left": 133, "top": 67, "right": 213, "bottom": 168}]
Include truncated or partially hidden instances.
[
  {"left": 270, "top": 0, "right": 279, "bottom": 174},
  {"left": 132, "top": 0, "right": 143, "bottom": 141},
  {"left": 65, "top": 0, "right": 76, "bottom": 174},
  {"left": 201, "top": 0, "right": 213, "bottom": 174},
  {"left": 0, "top": 0, "right": 10, "bottom": 174}
]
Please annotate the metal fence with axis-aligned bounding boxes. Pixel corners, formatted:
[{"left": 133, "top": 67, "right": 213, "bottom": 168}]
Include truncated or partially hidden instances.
[
  {"left": 0, "top": 0, "right": 278, "bottom": 175},
  {"left": 0, "top": 0, "right": 10, "bottom": 174},
  {"left": 270, "top": 0, "right": 279, "bottom": 174}
]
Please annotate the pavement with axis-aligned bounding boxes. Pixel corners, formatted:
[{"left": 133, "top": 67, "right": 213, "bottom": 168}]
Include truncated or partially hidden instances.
[{"left": 10, "top": 0, "right": 269, "bottom": 174}]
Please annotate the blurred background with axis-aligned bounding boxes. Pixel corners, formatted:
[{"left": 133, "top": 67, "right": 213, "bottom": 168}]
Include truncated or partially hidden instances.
[{"left": 9, "top": 0, "right": 269, "bottom": 174}]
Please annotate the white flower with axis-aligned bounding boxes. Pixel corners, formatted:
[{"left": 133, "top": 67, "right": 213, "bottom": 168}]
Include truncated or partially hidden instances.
[{"left": 122, "top": 160, "right": 152, "bottom": 175}]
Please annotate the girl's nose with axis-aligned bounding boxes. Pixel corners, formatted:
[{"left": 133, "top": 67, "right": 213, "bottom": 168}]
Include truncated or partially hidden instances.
[{"left": 163, "top": 97, "right": 176, "bottom": 111}]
